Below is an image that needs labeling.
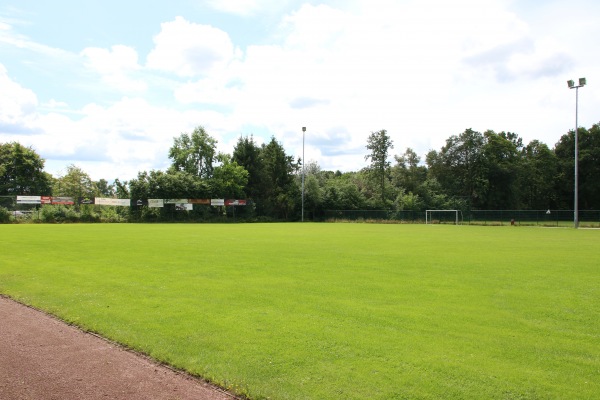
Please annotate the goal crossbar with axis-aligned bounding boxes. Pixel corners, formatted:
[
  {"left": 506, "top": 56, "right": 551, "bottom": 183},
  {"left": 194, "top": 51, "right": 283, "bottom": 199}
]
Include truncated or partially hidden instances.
[{"left": 425, "top": 209, "right": 460, "bottom": 225}]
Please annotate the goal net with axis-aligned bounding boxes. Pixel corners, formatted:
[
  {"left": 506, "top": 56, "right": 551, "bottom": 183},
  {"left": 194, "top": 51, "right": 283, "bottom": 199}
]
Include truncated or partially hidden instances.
[{"left": 425, "top": 210, "right": 461, "bottom": 225}]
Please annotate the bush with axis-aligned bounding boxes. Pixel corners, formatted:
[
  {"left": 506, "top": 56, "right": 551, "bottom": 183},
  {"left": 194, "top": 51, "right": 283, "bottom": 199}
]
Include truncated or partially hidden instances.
[
  {"left": 99, "top": 206, "right": 123, "bottom": 223},
  {"left": 39, "top": 205, "right": 80, "bottom": 223},
  {"left": 40, "top": 205, "right": 57, "bottom": 223},
  {"left": 0, "top": 206, "right": 11, "bottom": 223},
  {"left": 80, "top": 205, "right": 99, "bottom": 222}
]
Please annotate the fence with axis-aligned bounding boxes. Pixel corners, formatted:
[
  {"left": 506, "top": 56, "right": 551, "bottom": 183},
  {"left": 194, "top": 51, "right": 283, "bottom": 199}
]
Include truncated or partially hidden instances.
[
  {"left": 466, "top": 210, "right": 600, "bottom": 227},
  {"left": 2, "top": 195, "right": 600, "bottom": 226},
  {"left": 323, "top": 209, "right": 600, "bottom": 227},
  {"left": 322, "top": 210, "right": 423, "bottom": 222}
]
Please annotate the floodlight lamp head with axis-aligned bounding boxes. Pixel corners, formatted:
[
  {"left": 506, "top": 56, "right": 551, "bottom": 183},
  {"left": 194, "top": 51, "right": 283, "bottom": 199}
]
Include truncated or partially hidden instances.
[
  {"left": 579, "top": 77, "right": 586, "bottom": 86},
  {"left": 302, "top": 127, "right": 306, "bottom": 132},
  {"left": 567, "top": 80, "right": 575, "bottom": 88}
]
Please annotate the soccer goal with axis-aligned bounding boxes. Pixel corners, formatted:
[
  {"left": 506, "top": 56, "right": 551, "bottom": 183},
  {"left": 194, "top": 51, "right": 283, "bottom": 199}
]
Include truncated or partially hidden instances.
[{"left": 425, "top": 210, "right": 462, "bottom": 225}]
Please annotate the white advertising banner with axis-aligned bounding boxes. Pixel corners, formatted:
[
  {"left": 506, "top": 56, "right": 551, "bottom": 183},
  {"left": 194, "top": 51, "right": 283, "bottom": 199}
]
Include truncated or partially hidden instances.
[
  {"left": 164, "top": 199, "right": 188, "bottom": 204},
  {"left": 175, "top": 203, "right": 193, "bottom": 211},
  {"left": 16, "top": 196, "right": 41, "bottom": 204},
  {"left": 95, "top": 198, "right": 131, "bottom": 206},
  {"left": 148, "top": 199, "right": 164, "bottom": 208},
  {"left": 211, "top": 199, "right": 225, "bottom": 206}
]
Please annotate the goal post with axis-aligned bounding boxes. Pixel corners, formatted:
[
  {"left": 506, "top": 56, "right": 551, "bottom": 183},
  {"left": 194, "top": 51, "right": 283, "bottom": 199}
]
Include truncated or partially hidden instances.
[{"left": 425, "top": 210, "right": 461, "bottom": 225}]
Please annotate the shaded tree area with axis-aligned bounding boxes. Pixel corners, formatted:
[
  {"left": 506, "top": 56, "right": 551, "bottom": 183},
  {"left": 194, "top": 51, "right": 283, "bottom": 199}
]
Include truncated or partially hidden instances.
[
  {"left": 554, "top": 123, "right": 600, "bottom": 210},
  {"left": 3, "top": 121, "right": 600, "bottom": 222},
  {"left": 0, "top": 142, "right": 52, "bottom": 195},
  {"left": 427, "top": 129, "right": 560, "bottom": 211}
]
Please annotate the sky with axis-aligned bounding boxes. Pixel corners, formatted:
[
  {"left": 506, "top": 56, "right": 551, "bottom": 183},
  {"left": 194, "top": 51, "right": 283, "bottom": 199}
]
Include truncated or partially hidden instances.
[{"left": 1, "top": 0, "right": 598, "bottom": 181}]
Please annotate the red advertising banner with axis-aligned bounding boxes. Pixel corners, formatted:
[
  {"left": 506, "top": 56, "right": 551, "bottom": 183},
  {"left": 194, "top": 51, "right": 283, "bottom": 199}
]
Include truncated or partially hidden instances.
[
  {"left": 41, "top": 196, "right": 52, "bottom": 204},
  {"left": 188, "top": 199, "right": 210, "bottom": 205},
  {"left": 51, "top": 196, "right": 75, "bottom": 205},
  {"left": 225, "top": 199, "right": 247, "bottom": 206}
]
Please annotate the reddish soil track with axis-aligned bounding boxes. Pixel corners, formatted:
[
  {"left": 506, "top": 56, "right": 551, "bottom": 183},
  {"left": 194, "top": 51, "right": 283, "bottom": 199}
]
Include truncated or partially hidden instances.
[{"left": 0, "top": 296, "right": 236, "bottom": 400}]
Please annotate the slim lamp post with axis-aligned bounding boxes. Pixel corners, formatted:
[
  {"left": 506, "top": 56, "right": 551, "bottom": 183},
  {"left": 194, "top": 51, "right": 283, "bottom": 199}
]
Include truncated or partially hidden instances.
[
  {"left": 301, "top": 127, "right": 306, "bottom": 222},
  {"left": 567, "top": 77, "right": 586, "bottom": 229}
]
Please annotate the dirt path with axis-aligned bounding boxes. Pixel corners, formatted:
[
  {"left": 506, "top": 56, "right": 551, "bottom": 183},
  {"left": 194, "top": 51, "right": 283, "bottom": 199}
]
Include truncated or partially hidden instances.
[{"left": 0, "top": 296, "right": 236, "bottom": 400}]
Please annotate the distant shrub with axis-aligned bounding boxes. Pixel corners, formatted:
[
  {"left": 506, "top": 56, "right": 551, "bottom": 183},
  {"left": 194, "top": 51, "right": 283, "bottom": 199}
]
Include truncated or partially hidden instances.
[
  {"left": 0, "top": 206, "right": 10, "bottom": 223},
  {"left": 80, "top": 205, "right": 99, "bottom": 222},
  {"left": 40, "top": 205, "right": 57, "bottom": 223},
  {"left": 99, "top": 206, "right": 123, "bottom": 223},
  {"left": 39, "top": 205, "right": 80, "bottom": 223}
]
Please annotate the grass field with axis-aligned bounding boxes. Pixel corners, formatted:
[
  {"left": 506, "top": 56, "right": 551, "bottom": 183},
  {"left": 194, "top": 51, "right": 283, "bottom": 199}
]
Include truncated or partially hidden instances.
[{"left": 1, "top": 223, "right": 599, "bottom": 399}]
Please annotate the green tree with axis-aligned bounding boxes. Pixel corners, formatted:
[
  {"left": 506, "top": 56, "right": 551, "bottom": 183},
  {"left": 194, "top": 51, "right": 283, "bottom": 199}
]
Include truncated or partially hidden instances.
[
  {"left": 128, "top": 169, "right": 212, "bottom": 222},
  {"left": 113, "top": 178, "right": 129, "bottom": 198},
  {"left": 578, "top": 123, "right": 600, "bottom": 209},
  {"left": 260, "top": 137, "right": 299, "bottom": 219},
  {"left": 94, "top": 179, "right": 115, "bottom": 197},
  {"left": 321, "top": 171, "right": 366, "bottom": 211},
  {"left": 391, "top": 147, "right": 427, "bottom": 199},
  {"left": 480, "top": 130, "right": 522, "bottom": 209},
  {"left": 554, "top": 122, "right": 600, "bottom": 209},
  {"left": 168, "top": 126, "right": 217, "bottom": 179},
  {"left": 300, "top": 161, "right": 325, "bottom": 219},
  {"left": 232, "top": 135, "right": 264, "bottom": 201},
  {"left": 365, "top": 129, "right": 394, "bottom": 204},
  {"left": 0, "top": 142, "right": 52, "bottom": 195},
  {"left": 53, "top": 164, "right": 97, "bottom": 201},
  {"left": 129, "top": 170, "right": 210, "bottom": 200},
  {"left": 212, "top": 153, "right": 249, "bottom": 198},
  {"left": 520, "top": 140, "right": 558, "bottom": 209},
  {"left": 427, "top": 128, "right": 486, "bottom": 208},
  {"left": 394, "top": 190, "right": 423, "bottom": 211}
]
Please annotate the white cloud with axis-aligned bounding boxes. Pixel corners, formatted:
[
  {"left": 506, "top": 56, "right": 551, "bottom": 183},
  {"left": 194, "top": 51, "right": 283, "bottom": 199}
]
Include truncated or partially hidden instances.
[
  {"left": 204, "top": 0, "right": 281, "bottom": 16},
  {"left": 2, "top": 0, "right": 598, "bottom": 182},
  {"left": 41, "top": 99, "right": 70, "bottom": 111},
  {"left": 0, "top": 63, "right": 39, "bottom": 134},
  {"left": 81, "top": 45, "right": 147, "bottom": 93},
  {"left": 0, "top": 18, "right": 72, "bottom": 59},
  {"left": 82, "top": 45, "right": 140, "bottom": 74},
  {"left": 146, "top": 16, "right": 237, "bottom": 77},
  {"left": 34, "top": 96, "right": 248, "bottom": 180}
]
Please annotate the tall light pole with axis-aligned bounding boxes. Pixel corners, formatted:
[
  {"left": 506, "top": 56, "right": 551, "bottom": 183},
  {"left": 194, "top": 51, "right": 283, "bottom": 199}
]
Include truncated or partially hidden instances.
[
  {"left": 301, "top": 127, "right": 306, "bottom": 222},
  {"left": 567, "top": 77, "right": 586, "bottom": 228}
]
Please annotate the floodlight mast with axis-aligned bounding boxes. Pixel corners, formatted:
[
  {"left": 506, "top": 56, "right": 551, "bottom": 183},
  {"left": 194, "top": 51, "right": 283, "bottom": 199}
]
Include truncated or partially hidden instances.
[
  {"left": 567, "top": 77, "right": 586, "bottom": 228},
  {"left": 302, "top": 127, "right": 306, "bottom": 222}
]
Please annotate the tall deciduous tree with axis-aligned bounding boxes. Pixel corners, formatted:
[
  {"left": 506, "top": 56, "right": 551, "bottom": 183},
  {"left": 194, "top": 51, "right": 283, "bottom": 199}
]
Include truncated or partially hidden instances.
[
  {"left": 365, "top": 129, "right": 393, "bottom": 204},
  {"left": 481, "top": 130, "right": 522, "bottom": 209},
  {"left": 554, "top": 122, "right": 600, "bottom": 209},
  {"left": 321, "top": 172, "right": 366, "bottom": 211},
  {"left": 232, "top": 135, "right": 264, "bottom": 201},
  {"left": 391, "top": 147, "right": 427, "bottom": 196},
  {"left": 260, "top": 137, "right": 300, "bottom": 219},
  {"left": 94, "top": 179, "right": 115, "bottom": 197},
  {"left": 168, "top": 126, "right": 217, "bottom": 179},
  {"left": 427, "top": 128, "right": 485, "bottom": 208},
  {"left": 521, "top": 140, "right": 558, "bottom": 209},
  {"left": 53, "top": 164, "right": 96, "bottom": 200},
  {"left": 578, "top": 123, "right": 600, "bottom": 209},
  {"left": 0, "top": 142, "right": 51, "bottom": 195},
  {"left": 128, "top": 170, "right": 209, "bottom": 200},
  {"left": 212, "top": 153, "right": 249, "bottom": 198}
]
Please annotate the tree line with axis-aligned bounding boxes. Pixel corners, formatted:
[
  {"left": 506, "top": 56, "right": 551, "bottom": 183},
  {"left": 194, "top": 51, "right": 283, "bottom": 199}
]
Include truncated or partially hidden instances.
[{"left": 1, "top": 122, "right": 599, "bottom": 222}]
